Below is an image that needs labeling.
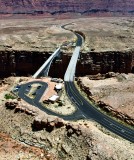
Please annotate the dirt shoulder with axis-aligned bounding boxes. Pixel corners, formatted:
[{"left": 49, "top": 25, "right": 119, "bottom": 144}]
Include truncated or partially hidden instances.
[
  {"left": 0, "top": 76, "right": 134, "bottom": 159},
  {"left": 0, "top": 18, "right": 74, "bottom": 52},
  {"left": 77, "top": 73, "right": 134, "bottom": 126},
  {"left": 68, "top": 17, "right": 134, "bottom": 53},
  {"left": 1, "top": 17, "right": 133, "bottom": 54}
]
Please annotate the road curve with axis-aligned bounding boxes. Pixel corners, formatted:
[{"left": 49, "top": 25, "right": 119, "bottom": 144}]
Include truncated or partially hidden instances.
[
  {"left": 65, "top": 82, "right": 134, "bottom": 142},
  {"left": 16, "top": 23, "right": 134, "bottom": 143},
  {"left": 17, "top": 81, "right": 84, "bottom": 120},
  {"left": 63, "top": 24, "right": 134, "bottom": 143}
]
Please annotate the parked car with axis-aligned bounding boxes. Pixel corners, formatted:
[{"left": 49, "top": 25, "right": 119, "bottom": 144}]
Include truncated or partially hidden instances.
[
  {"left": 32, "top": 92, "right": 36, "bottom": 96},
  {"left": 28, "top": 85, "right": 31, "bottom": 88},
  {"left": 25, "top": 89, "right": 30, "bottom": 94},
  {"left": 37, "top": 85, "right": 41, "bottom": 89},
  {"left": 13, "top": 88, "right": 19, "bottom": 92}
]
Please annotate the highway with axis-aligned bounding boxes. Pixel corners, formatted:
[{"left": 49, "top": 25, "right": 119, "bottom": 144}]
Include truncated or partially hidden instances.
[
  {"left": 65, "top": 82, "right": 134, "bottom": 142},
  {"left": 16, "top": 23, "right": 134, "bottom": 143},
  {"left": 63, "top": 25, "right": 134, "bottom": 143}
]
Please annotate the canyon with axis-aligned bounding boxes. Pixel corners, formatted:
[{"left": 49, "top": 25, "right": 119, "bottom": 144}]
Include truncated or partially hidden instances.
[
  {"left": 0, "top": 50, "right": 134, "bottom": 78},
  {"left": 0, "top": 17, "right": 134, "bottom": 160},
  {"left": 0, "top": 0, "right": 134, "bottom": 17}
]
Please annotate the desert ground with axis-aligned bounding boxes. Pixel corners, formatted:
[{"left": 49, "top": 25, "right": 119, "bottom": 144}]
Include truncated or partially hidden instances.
[
  {"left": 0, "top": 17, "right": 133, "bottom": 53},
  {"left": 0, "top": 17, "right": 134, "bottom": 159},
  {"left": 77, "top": 73, "right": 134, "bottom": 125}
]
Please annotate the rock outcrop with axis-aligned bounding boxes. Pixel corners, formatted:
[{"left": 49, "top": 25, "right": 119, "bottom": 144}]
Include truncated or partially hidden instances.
[
  {"left": 76, "top": 51, "right": 134, "bottom": 76},
  {"left": 97, "top": 100, "right": 134, "bottom": 126},
  {"left": 1, "top": 98, "right": 134, "bottom": 159},
  {"left": 77, "top": 75, "right": 134, "bottom": 126},
  {"left": 0, "top": 0, "right": 134, "bottom": 16},
  {"left": 5, "top": 99, "right": 65, "bottom": 132}
]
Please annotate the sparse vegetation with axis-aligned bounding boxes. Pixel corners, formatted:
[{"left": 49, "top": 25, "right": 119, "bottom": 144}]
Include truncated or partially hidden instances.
[{"left": 4, "top": 94, "right": 16, "bottom": 100}]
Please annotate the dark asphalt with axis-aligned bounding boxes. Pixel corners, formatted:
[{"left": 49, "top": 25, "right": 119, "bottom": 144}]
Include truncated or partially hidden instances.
[
  {"left": 63, "top": 25, "right": 134, "bottom": 143},
  {"left": 16, "top": 23, "right": 134, "bottom": 143},
  {"left": 62, "top": 23, "right": 134, "bottom": 143},
  {"left": 17, "top": 81, "right": 84, "bottom": 120},
  {"left": 65, "top": 82, "right": 134, "bottom": 143}
]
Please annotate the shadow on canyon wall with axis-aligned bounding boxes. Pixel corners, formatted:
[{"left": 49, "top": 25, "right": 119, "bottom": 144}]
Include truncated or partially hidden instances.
[{"left": 0, "top": 50, "right": 134, "bottom": 78}]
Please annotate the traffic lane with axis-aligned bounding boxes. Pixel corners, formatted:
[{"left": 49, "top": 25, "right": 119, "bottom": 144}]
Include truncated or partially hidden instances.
[
  {"left": 65, "top": 82, "right": 134, "bottom": 142},
  {"left": 70, "top": 82, "right": 134, "bottom": 134},
  {"left": 99, "top": 119, "right": 134, "bottom": 142},
  {"left": 74, "top": 83, "right": 134, "bottom": 142},
  {"left": 61, "top": 24, "right": 83, "bottom": 47},
  {"left": 62, "top": 23, "right": 134, "bottom": 142},
  {"left": 70, "top": 82, "right": 134, "bottom": 133},
  {"left": 75, "top": 33, "right": 83, "bottom": 46},
  {"left": 65, "top": 82, "right": 94, "bottom": 118}
]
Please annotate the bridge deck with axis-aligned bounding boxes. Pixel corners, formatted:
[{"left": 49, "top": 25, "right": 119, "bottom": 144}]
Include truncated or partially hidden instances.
[{"left": 32, "top": 47, "right": 60, "bottom": 78}]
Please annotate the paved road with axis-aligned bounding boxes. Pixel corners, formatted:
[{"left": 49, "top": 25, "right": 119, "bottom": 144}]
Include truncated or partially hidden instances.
[
  {"left": 16, "top": 23, "right": 134, "bottom": 143},
  {"left": 17, "top": 81, "right": 84, "bottom": 120},
  {"left": 63, "top": 24, "right": 134, "bottom": 143},
  {"left": 65, "top": 82, "right": 134, "bottom": 142},
  {"left": 64, "top": 46, "right": 81, "bottom": 81},
  {"left": 64, "top": 32, "right": 83, "bottom": 81}
]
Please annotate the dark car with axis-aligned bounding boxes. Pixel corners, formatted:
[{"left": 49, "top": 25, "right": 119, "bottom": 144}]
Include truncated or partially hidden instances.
[
  {"left": 28, "top": 85, "right": 31, "bottom": 88},
  {"left": 32, "top": 92, "right": 36, "bottom": 96},
  {"left": 37, "top": 85, "right": 41, "bottom": 89}
]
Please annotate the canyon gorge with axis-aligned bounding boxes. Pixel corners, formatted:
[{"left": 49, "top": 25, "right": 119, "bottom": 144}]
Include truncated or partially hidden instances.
[
  {"left": 0, "top": 50, "right": 134, "bottom": 78},
  {"left": 0, "top": 16, "right": 134, "bottom": 160}
]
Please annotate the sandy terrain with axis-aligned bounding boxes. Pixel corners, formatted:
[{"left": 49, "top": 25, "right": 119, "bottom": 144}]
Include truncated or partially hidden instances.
[
  {"left": 44, "top": 85, "right": 76, "bottom": 115},
  {"left": 67, "top": 17, "right": 134, "bottom": 52},
  {"left": 0, "top": 18, "right": 74, "bottom": 52},
  {"left": 0, "top": 133, "right": 55, "bottom": 160},
  {"left": 0, "top": 17, "right": 133, "bottom": 54},
  {"left": 0, "top": 99, "right": 134, "bottom": 160},
  {"left": 79, "top": 73, "right": 134, "bottom": 120},
  {"left": 0, "top": 17, "right": 134, "bottom": 159}
]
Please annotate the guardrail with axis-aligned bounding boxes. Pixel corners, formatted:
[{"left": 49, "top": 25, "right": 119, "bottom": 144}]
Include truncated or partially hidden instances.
[{"left": 64, "top": 46, "right": 81, "bottom": 82}]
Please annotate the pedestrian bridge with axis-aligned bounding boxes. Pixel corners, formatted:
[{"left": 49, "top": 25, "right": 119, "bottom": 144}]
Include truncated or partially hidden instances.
[{"left": 32, "top": 47, "right": 60, "bottom": 78}]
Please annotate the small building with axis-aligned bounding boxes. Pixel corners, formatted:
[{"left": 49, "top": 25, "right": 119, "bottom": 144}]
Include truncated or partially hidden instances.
[
  {"left": 48, "top": 95, "right": 59, "bottom": 103},
  {"left": 55, "top": 83, "right": 62, "bottom": 91}
]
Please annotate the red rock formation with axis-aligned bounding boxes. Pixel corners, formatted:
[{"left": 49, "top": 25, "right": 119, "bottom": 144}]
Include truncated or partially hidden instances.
[
  {"left": 0, "top": 0, "right": 133, "bottom": 16},
  {"left": 0, "top": 50, "right": 134, "bottom": 78}
]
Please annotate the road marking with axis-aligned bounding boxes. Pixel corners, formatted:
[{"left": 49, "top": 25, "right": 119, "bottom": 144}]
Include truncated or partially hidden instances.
[
  {"left": 103, "top": 118, "right": 134, "bottom": 138},
  {"left": 68, "top": 84, "right": 83, "bottom": 105},
  {"left": 71, "top": 97, "right": 80, "bottom": 106}
]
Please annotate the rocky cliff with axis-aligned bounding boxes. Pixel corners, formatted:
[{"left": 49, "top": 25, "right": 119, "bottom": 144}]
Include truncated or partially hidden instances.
[
  {"left": 0, "top": 50, "right": 134, "bottom": 78},
  {"left": 0, "top": 0, "right": 134, "bottom": 16},
  {"left": 1, "top": 97, "right": 134, "bottom": 159}
]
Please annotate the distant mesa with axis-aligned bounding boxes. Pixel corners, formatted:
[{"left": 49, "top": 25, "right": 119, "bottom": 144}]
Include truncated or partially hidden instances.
[{"left": 0, "top": 0, "right": 134, "bottom": 17}]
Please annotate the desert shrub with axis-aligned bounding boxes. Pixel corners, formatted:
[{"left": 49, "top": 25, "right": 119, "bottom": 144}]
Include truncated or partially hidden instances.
[{"left": 4, "top": 94, "right": 16, "bottom": 100}]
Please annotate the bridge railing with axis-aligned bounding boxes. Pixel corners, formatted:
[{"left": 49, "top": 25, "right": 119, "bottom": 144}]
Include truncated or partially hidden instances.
[{"left": 32, "top": 47, "right": 60, "bottom": 78}]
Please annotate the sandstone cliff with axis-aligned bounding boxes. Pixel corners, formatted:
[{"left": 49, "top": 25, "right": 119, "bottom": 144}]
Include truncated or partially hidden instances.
[{"left": 0, "top": 0, "right": 134, "bottom": 16}]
